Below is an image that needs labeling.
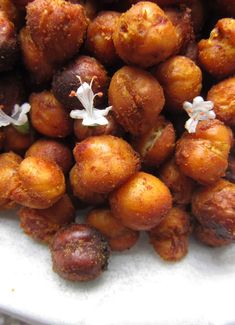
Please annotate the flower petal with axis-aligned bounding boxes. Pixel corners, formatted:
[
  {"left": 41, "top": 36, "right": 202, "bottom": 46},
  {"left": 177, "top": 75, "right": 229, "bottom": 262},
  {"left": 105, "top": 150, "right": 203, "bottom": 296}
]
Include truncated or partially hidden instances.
[
  {"left": 0, "top": 109, "right": 12, "bottom": 127},
  {"left": 70, "top": 109, "right": 87, "bottom": 119},
  {"left": 185, "top": 118, "right": 198, "bottom": 133}
]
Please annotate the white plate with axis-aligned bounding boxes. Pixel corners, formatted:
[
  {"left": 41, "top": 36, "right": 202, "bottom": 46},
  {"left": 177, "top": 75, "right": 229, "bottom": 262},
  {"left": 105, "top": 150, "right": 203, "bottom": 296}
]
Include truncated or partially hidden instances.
[{"left": 0, "top": 211, "right": 235, "bottom": 325}]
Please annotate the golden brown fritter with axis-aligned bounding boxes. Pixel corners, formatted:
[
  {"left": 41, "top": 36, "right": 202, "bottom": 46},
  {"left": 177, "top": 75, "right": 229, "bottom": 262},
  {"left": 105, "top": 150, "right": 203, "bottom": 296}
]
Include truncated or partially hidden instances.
[
  {"left": 113, "top": 2, "right": 179, "bottom": 67},
  {"left": 26, "top": 0, "right": 89, "bottom": 64},
  {"left": 25, "top": 139, "right": 73, "bottom": 174},
  {"left": 133, "top": 116, "right": 176, "bottom": 167},
  {"left": 86, "top": 208, "right": 139, "bottom": 251},
  {"left": 29, "top": 91, "right": 73, "bottom": 138},
  {"left": 109, "top": 66, "right": 165, "bottom": 136},
  {"left": 73, "top": 135, "right": 140, "bottom": 194},
  {"left": 159, "top": 157, "right": 195, "bottom": 206},
  {"left": 11, "top": 156, "right": 65, "bottom": 209},
  {"left": 86, "top": 11, "right": 121, "bottom": 66},
  {"left": 19, "top": 194, "right": 75, "bottom": 244},
  {"left": 0, "top": 152, "right": 22, "bottom": 209},
  {"left": 110, "top": 172, "right": 172, "bottom": 231},
  {"left": 175, "top": 120, "right": 233, "bottom": 185},
  {"left": 154, "top": 55, "right": 202, "bottom": 112},
  {"left": 192, "top": 179, "right": 235, "bottom": 241},
  {"left": 207, "top": 77, "right": 235, "bottom": 127},
  {"left": 149, "top": 207, "right": 191, "bottom": 261},
  {"left": 198, "top": 18, "right": 235, "bottom": 79},
  {"left": 19, "top": 27, "right": 55, "bottom": 85}
]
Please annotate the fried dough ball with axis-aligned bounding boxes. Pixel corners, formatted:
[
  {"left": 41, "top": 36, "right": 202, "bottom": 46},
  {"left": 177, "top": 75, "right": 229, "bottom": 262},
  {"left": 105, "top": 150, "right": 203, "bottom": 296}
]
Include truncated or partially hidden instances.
[
  {"left": 52, "top": 55, "right": 108, "bottom": 110},
  {"left": 198, "top": 19, "right": 235, "bottom": 79},
  {"left": 74, "top": 112, "right": 121, "bottom": 141},
  {"left": 110, "top": 172, "right": 172, "bottom": 231},
  {"left": 86, "top": 11, "right": 121, "bottom": 67},
  {"left": 0, "top": 11, "right": 18, "bottom": 72},
  {"left": 50, "top": 224, "right": 110, "bottom": 281},
  {"left": 73, "top": 135, "right": 140, "bottom": 194},
  {"left": 133, "top": 116, "right": 175, "bottom": 167},
  {"left": 86, "top": 208, "right": 139, "bottom": 251},
  {"left": 109, "top": 66, "right": 165, "bottom": 136},
  {"left": 0, "top": 72, "right": 25, "bottom": 115},
  {"left": 11, "top": 156, "right": 65, "bottom": 209},
  {"left": 159, "top": 157, "right": 195, "bottom": 206},
  {"left": 154, "top": 56, "right": 202, "bottom": 112},
  {"left": 164, "top": 6, "right": 194, "bottom": 54},
  {"left": 175, "top": 120, "right": 233, "bottom": 185},
  {"left": 192, "top": 179, "right": 235, "bottom": 241},
  {"left": 194, "top": 223, "right": 232, "bottom": 247},
  {"left": 113, "top": 2, "right": 179, "bottom": 68},
  {"left": 26, "top": 0, "right": 89, "bottom": 65},
  {"left": 19, "top": 27, "right": 55, "bottom": 85},
  {"left": 0, "top": 152, "right": 22, "bottom": 209},
  {"left": 19, "top": 195, "right": 75, "bottom": 244},
  {"left": 207, "top": 77, "right": 235, "bottom": 127},
  {"left": 69, "top": 164, "right": 107, "bottom": 205},
  {"left": 149, "top": 207, "right": 190, "bottom": 261},
  {"left": 29, "top": 91, "right": 73, "bottom": 138},
  {"left": 25, "top": 139, "right": 73, "bottom": 174},
  {"left": 3, "top": 125, "right": 34, "bottom": 155}
]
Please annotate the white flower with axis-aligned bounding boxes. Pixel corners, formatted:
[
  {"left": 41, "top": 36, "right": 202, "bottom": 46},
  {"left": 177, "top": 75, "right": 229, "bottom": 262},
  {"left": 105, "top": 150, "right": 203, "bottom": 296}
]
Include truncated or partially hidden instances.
[
  {"left": 183, "top": 96, "right": 216, "bottom": 133},
  {"left": 69, "top": 76, "right": 112, "bottom": 126},
  {"left": 0, "top": 103, "right": 31, "bottom": 127}
]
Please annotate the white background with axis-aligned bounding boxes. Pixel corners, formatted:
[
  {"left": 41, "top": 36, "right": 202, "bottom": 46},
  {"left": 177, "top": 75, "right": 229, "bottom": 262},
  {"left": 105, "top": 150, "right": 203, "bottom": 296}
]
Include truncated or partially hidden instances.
[{"left": 0, "top": 211, "right": 235, "bottom": 325}]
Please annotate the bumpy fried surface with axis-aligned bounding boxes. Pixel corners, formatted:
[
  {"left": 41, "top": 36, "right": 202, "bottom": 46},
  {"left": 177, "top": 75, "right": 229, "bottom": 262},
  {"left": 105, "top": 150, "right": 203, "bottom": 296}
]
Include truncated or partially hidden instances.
[
  {"left": 11, "top": 156, "right": 65, "bottom": 209},
  {"left": 154, "top": 55, "right": 202, "bottom": 112},
  {"left": 113, "top": 2, "right": 179, "bottom": 67},
  {"left": 73, "top": 135, "right": 140, "bottom": 194},
  {"left": 149, "top": 207, "right": 191, "bottom": 261},
  {"left": 19, "top": 194, "right": 75, "bottom": 244},
  {"left": 175, "top": 119, "right": 233, "bottom": 185},
  {"left": 51, "top": 224, "right": 110, "bottom": 281},
  {"left": 109, "top": 66, "right": 165, "bottom": 135},
  {"left": 86, "top": 11, "right": 121, "bottom": 66},
  {"left": 25, "top": 139, "right": 73, "bottom": 174},
  {"left": 26, "top": 0, "right": 88, "bottom": 64},
  {"left": 3, "top": 125, "right": 34, "bottom": 155},
  {"left": 194, "top": 222, "right": 232, "bottom": 247},
  {"left": 165, "top": 6, "right": 194, "bottom": 53},
  {"left": 198, "top": 18, "right": 235, "bottom": 79},
  {"left": 19, "top": 27, "right": 54, "bottom": 85},
  {"left": 30, "top": 91, "right": 73, "bottom": 138},
  {"left": 159, "top": 157, "right": 195, "bottom": 206},
  {"left": 133, "top": 115, "right": 176, "bottom": 167},
  {"left": 110, "top": 172, "right": 172, "bottom": 231},
  {"left": 86, "top": 208, "right": 139, "bottom": 251},
  {"left": 192, "top": 179, "right": 235, "bottom": 241},
  {"left": 207, "top": 77, "right": 235, "bottom": 127},
  {"left": 69, "top": 164, "right": 108, "bottom": 205},
  {"left": 0, "top": 11, "right": 18, "bottom": 72},
  {"left": 0, "top": 152, "right": 22, "bottom": 209}
]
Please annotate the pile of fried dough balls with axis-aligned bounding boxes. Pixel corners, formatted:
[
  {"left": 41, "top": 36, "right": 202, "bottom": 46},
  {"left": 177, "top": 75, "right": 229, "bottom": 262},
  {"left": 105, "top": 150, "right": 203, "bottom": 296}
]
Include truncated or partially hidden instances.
[{"left": 0, "top": 0, "right": 234, "bottom": 282}]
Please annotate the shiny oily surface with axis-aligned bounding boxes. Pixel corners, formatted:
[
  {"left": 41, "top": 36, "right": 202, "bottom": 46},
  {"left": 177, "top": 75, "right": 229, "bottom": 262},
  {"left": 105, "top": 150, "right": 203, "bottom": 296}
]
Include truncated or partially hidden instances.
[{"left": 1, "top": 212, "right": 235, "bottom": 325}]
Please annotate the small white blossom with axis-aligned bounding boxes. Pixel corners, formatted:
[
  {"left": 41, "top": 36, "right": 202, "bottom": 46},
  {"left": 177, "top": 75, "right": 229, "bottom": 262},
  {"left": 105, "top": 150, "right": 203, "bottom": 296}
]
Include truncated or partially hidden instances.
[
  {"left": 0, "top": 103, "right": 31, "bottom": 127},
  {"left": 69, "top": 76, "right": 112, "bottom": 126},
  {"left": 183, "top": 96, "right": 216, "bottom": 133}
]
